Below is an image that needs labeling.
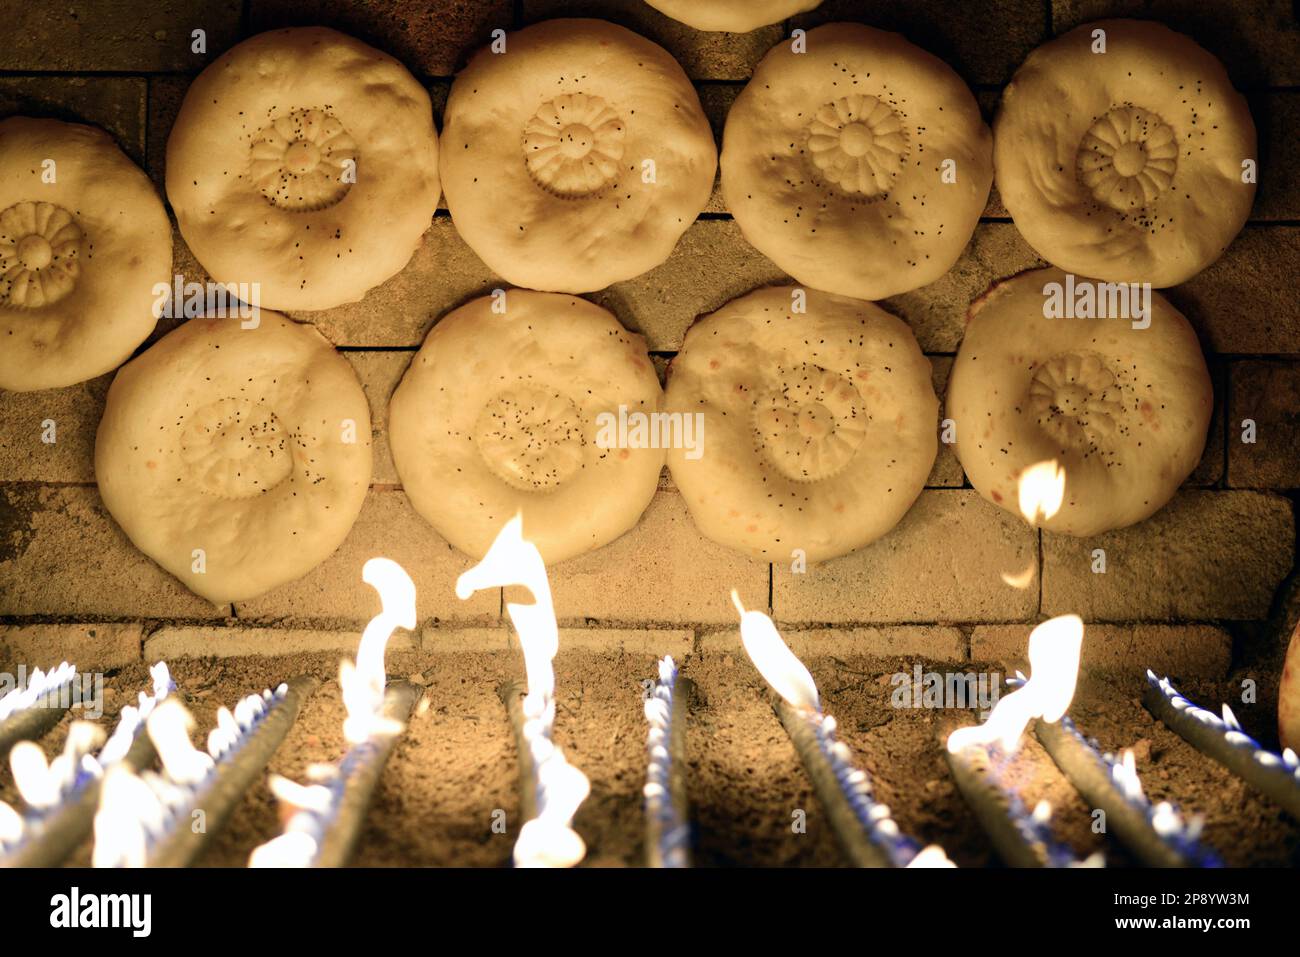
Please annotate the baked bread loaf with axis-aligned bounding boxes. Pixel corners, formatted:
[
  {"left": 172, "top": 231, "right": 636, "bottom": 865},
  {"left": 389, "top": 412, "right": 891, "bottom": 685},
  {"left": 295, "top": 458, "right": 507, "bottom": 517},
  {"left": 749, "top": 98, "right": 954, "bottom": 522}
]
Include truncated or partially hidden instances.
[
  {"left": 643, "top": 0, "right": 822, "bottom": 32},
  {"left": 666, "top": 286, "right": 937, "bottom": 562},
  {"left": 722, "top": 22, "right": 992, "bottom": 299},
  {"left": 0, "top": 117, "right": 170, "bottom": 392},
  {"left": 947, "top": 268, "right": 1212, "bottom": 536},
  {"left": 166, "top": 27, "right": 440, "bottom": 311},
  {"left": 388, "top": 291, "right": 664, "bottom": 564},
  {"left": 95, "top": 311, "right": 372, "bottom": 603},
  {"left": 1281, "top": 620, "right": 1300, "bottom": 753},
  {"left": 995, "top": 20, "right": 1255, "bottom": 286},
  {"left": 440, "top": 19, "right": 716, "bottom": 293}
]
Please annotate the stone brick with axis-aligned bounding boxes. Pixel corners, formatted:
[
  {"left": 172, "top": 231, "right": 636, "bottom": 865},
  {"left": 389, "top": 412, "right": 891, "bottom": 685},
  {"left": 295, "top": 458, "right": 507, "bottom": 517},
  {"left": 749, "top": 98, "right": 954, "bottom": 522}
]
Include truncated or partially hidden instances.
[
  {"left": 1228, "top": 360, "right": 1300, "bottom": 488},
  {"left": 523, "top": 0, "right": 782, "bottom": 81},
  {"left": 553, "top": 627, "right": 693, "bottom": 657},
  {"left": 795, "top": 0, "right": 1048, "bottom": 86},
  {"left": 885, "top": 222, "right": 1047, "bottom": 354},
  {"left": 547, "top": 490, "right": 769, "bottom": 625},
  {"left": 971, "top": 622, "right": 1232, "bottom": 677},
  {"left": 290, "top": 218, "right": 1035, "bottom": 357},
  {"left": 0, "top": 77, "right": 148, "bottom": 166},
  {"left": 421, "top": 625, "right": 510, "bottom": 652},
  {"left": 343, "top": 350, "right": 412, "bottom": 486},
  {"left": 976, "top": 90, "right": 1009, "bottom": 218},
  {"left": 0, "top": 0, "right": 242, "bottom": 72},
  {"left": 1042, "top": 491, "right": 1294, "bottom": 621},
  {"left": 700, "top": 625, "right": 967, "bottom": 661},
  {"left": 1167, "top": 227, "right": 1300, "bottom": 355},
  {"left": 145, "top": 75, "right": 188, "bottom": 187},
  {"left": 928, "top": 356, "right": 964, "bottom": 488},
  {"left": 0, "top": 486, "right": 229, "bottom": 618},
  {"left": 773, "top": 490, "right": 1039, "bottom": 624},
  {"left": 1253, "top": 92, "right": 1300, "bottom": 221},
  {"left": 248, "top": 0, "right": 514, "bottom": 76},
  {"left": 1052, "top": 0, "right": 1300, "bottom": 88},
  {"left": 0, "top": 623, "right": 143, "bottom": 672},
  {"left": 293, "top": 216, "right": 499, "bottom": 348},
  {"left": 696, "top": 83, "right": 737, "bottom": 214},
  {"left": 1187, "top": 358, "right": 1226, "bottom": 487},
  {"left": 233, "top": 489, "right": 500, "bottom": 622},
  {"left": 144, "top": 623, "right": 416, "bottom": 660},
  {"left": 586, "top": 218, "right": 788, "bottom": 353},
  {"left": 0, "top": 374, "right": 110, "bottom": 483}
]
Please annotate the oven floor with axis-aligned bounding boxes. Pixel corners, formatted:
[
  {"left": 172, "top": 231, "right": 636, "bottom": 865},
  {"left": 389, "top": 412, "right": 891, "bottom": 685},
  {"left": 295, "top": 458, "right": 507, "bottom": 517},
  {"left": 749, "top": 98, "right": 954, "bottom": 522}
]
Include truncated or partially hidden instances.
[{"left": 5, "top": 650, "right": 1297, "bottom": 867}]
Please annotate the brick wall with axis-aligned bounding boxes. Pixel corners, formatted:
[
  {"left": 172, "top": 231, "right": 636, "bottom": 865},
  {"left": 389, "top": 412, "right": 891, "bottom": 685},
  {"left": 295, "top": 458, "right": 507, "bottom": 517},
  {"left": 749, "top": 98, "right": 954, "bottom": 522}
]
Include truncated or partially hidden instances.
[{"left": 1, "top": 0, "right": 1297, "bottom": 681}]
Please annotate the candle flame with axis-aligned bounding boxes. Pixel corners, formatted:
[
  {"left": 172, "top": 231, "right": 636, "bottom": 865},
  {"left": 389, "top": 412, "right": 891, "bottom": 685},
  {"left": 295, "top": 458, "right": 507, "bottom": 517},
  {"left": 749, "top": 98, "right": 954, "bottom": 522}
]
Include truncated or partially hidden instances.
[
  {"left": 458, "top": 515, "right": 589, "bottom": 868},
  {"left": 92, "top": 765, "right": 162, "bottom": 868},
  {"left": 731, "top": 590, "right": 820, "bottom": 713},
  {"left": 249, "top": 830, "right": 319, "bottom": 868},
  {"left": 1111, "top": 749, "right": 1145, "bottom": 803},
  {"left": 906, "top": 844, "right": 957, "bottom": 868},
  {"left": 147, "top": 698, "right": 215, "bottom": 786},
  {"left": 1018, "top": 460, "right": 1066, "bottom": 526},
  {"left": 341, "top": 557, "right": 416, "bottom": 744},
  {"left": 1000, "top": 562, "right": 1037, "bottom": 590},
  {"left": 457, "top": 514, "right": 558, "bottom": 707},
  {"left": 946, "top": 614, "right": 1084, "bottom": 753},
  {"left": 0, "top": 661, "right": 76, "bottom": 721}
]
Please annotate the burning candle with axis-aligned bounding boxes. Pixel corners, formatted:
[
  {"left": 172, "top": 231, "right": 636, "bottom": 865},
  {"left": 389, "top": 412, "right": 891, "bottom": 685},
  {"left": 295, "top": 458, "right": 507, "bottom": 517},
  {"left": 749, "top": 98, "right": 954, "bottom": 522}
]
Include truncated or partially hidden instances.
[
  {"left": 0, "top": 661, "right": 79, "bottom": 760},
  {"left": 92, "top": 676, "right": 316, "bottom": 868},
  {"left": 733, "top": 592, "right": 952, "bottom": 868},
  {"left": 945, "top": 614, "right": 1101, "bottom": 867},
  {"left": 250, "top": 558, "right": 422, "bottom": 868},
  {"left": 1142, "top": 670, "right": 1300, "bottom": 819},
  {"left": 456, "top": 515, "right": 590, "bottom": 868},
  {"left": 643, "top": 655, "right": 693, "bottom": 868},
  {"left": 0, "top": 663, "right": 173, "bottom": 867}
]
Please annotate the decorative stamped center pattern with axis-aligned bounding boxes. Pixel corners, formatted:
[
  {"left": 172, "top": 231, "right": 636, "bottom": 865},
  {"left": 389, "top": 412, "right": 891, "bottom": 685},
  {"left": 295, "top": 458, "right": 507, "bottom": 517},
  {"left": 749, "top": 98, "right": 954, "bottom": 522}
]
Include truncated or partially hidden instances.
[
  {"left": 250, "top": 109, "right": 358, "bottom": 211},
  {"left": 475, "top": 386, "right": 586, "bottom": 491},
  {"left": 523, "top": 94, "right": 626, "bottom": 199},
  {"left": 1076, "top": 106, "right": 1177, "bottom": 213},
  {"left": 806, "top": 95, "right": 908, "bottom": 198},
  {"left": 0, "top": 202, "right": 83, "bottom": 307},
  {"left": 180, "top": 398, "right": 294, "bottom": 498},
  {"left": 753, "top": 364, "right": 867, "bottom": 482},
  {"left": 1028, "top": 352, "right": 1125, "bottom": 451}
]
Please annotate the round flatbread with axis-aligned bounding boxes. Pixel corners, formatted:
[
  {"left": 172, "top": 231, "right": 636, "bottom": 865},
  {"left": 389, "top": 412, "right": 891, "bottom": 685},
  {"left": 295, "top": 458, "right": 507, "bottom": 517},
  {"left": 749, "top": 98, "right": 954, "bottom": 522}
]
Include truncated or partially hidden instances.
[
  {"left": 166, "top": 27, "right": 441, "bottom": 311},
  {"left": 643, "top": 0, "right": 822, "bottom": 32},
  {"left": 440, "top": 19, "right": 716, "bottom": 293},
  {"left": 665, "top": 286, "right": 937, "bottom": 562},
  {"left": 95, "top": 311, "right": 372, "bottom": 603},
  {"left": 388, "top": 290, "right": 664, "bottom": 564},
  {"left": 0, "top": 117, "right": 170, "bottom": 392},
  {"left": 948, "top": 267, "right": 1212, "bottom": 535},
  {"left": 722, "top": 22, "right": 992, "bottom": 299},
  {"left": 995, "top": 20, "right": 1255, "bottom": 286}
]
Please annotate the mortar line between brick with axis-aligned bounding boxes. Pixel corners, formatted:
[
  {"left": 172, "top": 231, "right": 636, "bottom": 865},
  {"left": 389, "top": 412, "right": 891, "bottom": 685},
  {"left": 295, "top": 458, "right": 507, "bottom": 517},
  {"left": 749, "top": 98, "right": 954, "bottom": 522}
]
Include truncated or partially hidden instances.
[
  {"left": 1221, "top": 362, "right": 1232, "bottom": 487},
  {"left": 1036, "top": 527, "right": 1044, "bottom": 617},
  {"left": 142, "top": 76, "right": 150, "bottom": 182}
]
